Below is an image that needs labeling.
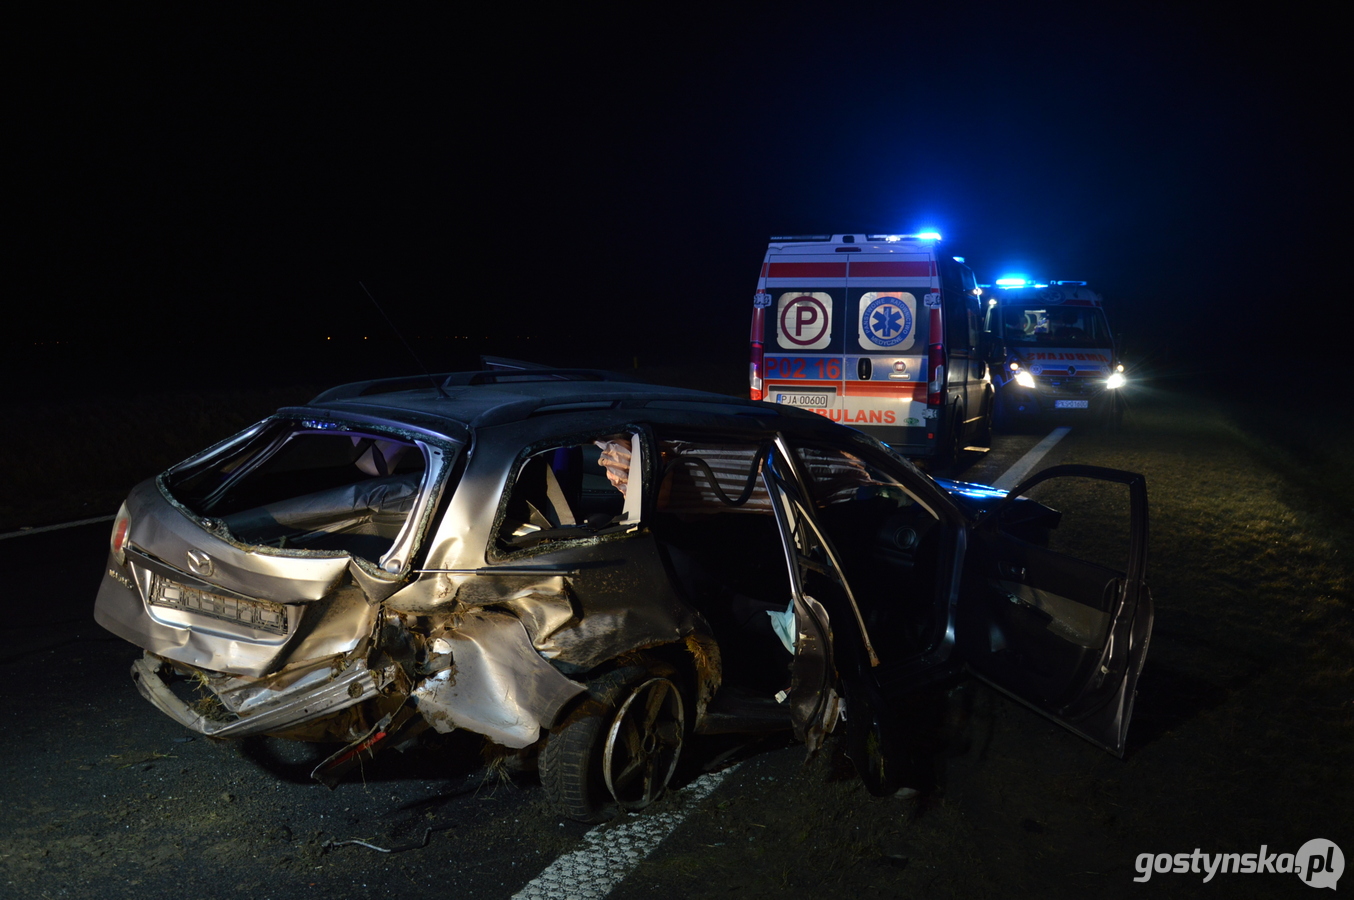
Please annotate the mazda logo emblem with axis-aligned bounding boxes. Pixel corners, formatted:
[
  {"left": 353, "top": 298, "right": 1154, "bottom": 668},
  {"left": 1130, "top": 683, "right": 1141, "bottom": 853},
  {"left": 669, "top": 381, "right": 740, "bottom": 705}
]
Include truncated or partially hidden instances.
[{"left": 186, "top": 549, "right": 214, "bottom": 577}]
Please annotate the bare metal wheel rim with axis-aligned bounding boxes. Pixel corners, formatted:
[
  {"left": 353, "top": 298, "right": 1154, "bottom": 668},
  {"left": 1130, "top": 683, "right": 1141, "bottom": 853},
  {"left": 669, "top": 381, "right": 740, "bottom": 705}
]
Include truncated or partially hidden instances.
[{"left": 602, "top": 676, "right": 685, "bottom": 811}]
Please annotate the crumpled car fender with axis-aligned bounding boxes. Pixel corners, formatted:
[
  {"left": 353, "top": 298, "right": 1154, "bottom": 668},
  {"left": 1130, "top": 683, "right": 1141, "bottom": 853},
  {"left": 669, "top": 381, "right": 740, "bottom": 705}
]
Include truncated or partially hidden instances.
[{"left": 411, "top": 610, "right": 587, "bottom": 748}]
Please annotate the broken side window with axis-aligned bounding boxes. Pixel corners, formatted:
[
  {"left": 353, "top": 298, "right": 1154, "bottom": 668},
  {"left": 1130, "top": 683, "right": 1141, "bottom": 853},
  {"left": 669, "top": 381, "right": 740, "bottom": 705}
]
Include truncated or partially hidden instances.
[
  {"left": 496, "top": 433, "right": 644, "bottom": 552},
  {"left": 163, "top": 420, "right": 434, "bottom": 563}
]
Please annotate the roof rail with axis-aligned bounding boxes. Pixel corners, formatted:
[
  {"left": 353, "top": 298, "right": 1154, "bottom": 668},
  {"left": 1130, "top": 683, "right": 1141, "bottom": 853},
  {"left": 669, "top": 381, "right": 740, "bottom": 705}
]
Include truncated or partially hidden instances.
[
  {"left": 480, "top": 355, "right": 553, "bottom": 371},
  {"left": 460, "top": 369, "right": 612, "bottom": 386},
  {"left": 309, "top": 368, "right": 638, "bottom": 403}
]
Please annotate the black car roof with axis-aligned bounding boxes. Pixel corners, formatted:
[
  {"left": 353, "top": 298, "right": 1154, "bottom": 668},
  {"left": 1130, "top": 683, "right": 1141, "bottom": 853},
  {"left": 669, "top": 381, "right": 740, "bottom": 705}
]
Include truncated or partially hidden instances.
[{"left": 287, "top": 368, "right": 813, "bottom": 438}]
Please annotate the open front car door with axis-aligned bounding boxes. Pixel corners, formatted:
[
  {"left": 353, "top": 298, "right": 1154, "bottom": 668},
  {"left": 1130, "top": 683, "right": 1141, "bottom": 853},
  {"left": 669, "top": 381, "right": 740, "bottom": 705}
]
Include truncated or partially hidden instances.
[
  {"left": 759, "top": 439, "right": 861, "bottom": 753},
  {"left": 958, "top": 464, "right": 1152, "bottom": 756}
]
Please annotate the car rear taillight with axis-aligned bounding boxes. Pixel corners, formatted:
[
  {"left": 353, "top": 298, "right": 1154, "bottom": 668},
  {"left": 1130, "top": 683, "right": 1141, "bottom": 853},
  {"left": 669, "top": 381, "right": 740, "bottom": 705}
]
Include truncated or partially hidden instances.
[
  {"left": 749, "top": 305, "right": 766, "bottom": 401},
  {"left": 110, "top": 502, "right": 131, "bottom": 566},
  {"left": 927, "top": 343, "right": 945, "bottom": 407}
]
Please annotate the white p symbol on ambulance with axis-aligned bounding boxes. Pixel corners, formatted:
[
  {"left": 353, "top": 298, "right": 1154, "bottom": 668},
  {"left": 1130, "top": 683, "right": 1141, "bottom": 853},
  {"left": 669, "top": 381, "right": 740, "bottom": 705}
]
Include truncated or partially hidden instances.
[{"left": 777, "top": 293, "right": 833, "bottom": 350}]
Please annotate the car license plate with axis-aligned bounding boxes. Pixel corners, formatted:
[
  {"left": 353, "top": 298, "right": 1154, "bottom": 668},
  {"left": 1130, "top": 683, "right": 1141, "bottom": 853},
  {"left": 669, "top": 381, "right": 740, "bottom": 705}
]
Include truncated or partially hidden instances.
[
  {"left": 149, "top": 575, "right": 289, "bottom": 635},
  {"left": 775, "top": 392, "right": 832, "bottom": 407},
  {"left": 1055, "top": 399, "right": 1089, "bottom": 409}
]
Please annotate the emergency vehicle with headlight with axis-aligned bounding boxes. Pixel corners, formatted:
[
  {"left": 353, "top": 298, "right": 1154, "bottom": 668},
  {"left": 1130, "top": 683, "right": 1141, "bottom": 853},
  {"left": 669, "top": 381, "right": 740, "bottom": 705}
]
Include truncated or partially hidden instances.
[
  {"left": 748, "top": 233, "right": 993, "bottom": 461},
  {"left": 986, "top": 279, "right": 1125, "bottom": 427}
]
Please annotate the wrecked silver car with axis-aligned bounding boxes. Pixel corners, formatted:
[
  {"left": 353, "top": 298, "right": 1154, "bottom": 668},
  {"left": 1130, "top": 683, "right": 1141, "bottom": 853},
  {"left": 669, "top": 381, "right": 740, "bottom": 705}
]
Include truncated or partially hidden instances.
[{"left": 95, "top": 366, "right": 1152, "bottom": 821}]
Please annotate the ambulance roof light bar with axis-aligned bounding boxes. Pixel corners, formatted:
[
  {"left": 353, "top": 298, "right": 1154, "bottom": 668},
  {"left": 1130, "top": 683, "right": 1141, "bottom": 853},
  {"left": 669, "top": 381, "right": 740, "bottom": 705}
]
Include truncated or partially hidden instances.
[
  {"left": 994, "top": 277, "right": 1089, "bottom": 288},
  {"left": 769, "top": 232, "right": 944, "bottom": 242},
  {"left": 863, "top": 232, "right": 942, "bottom": 242}
]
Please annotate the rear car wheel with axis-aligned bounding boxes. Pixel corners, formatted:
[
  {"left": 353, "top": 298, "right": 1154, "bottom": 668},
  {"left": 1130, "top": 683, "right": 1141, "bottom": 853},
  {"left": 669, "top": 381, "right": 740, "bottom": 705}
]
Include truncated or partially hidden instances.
[{"left": 540, "top": 663, "right": 686, "bottom": 822}]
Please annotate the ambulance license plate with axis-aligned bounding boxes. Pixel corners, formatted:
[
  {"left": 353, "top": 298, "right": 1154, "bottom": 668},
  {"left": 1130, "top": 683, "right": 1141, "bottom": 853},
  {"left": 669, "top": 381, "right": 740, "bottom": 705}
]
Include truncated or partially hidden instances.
[
  {"left": 775, "top": 392, "right": 833, "bottom": 407},
  {"left": 1054, "top": 400, "right": 1089, "bottom": 409}
]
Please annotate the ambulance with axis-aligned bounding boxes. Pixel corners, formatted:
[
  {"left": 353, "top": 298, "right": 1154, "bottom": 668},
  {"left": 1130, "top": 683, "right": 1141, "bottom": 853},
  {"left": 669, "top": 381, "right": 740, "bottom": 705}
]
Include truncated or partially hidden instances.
[
  {"left": 748, "top": 233, "right": 993, "bottom": 461},
  {"left": 986, "top": 279, "right": 1125, "bottom": 427}
]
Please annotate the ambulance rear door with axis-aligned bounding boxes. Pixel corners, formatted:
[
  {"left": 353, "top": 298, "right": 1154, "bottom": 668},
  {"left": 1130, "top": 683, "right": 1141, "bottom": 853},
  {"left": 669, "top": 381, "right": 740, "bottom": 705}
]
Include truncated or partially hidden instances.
[
  {"left": 759, "top": 242, "right": 848, "bottom": 423},
  {"left": 937, "top": 256, "right": 991, "bottom": 453},
  {"left": 843, "top": 242, "right": 937, "bottom": 454}
]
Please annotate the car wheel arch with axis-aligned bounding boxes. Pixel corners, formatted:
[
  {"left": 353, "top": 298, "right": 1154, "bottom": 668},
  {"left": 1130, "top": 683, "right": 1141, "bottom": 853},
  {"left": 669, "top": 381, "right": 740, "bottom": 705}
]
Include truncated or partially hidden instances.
[
  {"left": 539, "top": 653, "right": 691, "bottom": 823},
  {"left": 542, "top": 636, "right": 714, "bottom": 731}
]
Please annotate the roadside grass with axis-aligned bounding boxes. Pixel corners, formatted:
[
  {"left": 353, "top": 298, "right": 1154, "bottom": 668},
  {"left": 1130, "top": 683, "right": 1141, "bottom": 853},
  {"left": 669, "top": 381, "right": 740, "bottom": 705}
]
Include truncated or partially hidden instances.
[{"left": 1050, "top": 392, "right": 1353, "bottom": 860}]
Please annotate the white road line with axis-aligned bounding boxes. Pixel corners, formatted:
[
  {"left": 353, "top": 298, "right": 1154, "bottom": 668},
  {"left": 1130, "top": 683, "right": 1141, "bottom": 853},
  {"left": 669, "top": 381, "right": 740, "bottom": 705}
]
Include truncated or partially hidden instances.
[
  {"left": 0, "top": 514, "right": 116, "bottom": 542},
  {"left": 989, "top": 426, "right": 1072, "bottom": 492},
  {"left": 513, "top": 768, "right": 734, "bottom": 900}
]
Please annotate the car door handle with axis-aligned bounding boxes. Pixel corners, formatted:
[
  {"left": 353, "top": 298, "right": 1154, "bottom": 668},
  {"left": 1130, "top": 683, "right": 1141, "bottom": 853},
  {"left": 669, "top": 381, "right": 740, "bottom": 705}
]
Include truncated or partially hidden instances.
[{"left": 999, "top": 563, "right": 1027, "bottom": 580}]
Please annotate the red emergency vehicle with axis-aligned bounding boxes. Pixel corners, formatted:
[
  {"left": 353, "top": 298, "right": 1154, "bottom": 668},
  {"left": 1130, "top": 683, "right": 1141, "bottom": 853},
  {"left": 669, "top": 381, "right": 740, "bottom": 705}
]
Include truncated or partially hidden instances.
[{"left": 748, "top": 233, "right": 993, "bottom": 461}]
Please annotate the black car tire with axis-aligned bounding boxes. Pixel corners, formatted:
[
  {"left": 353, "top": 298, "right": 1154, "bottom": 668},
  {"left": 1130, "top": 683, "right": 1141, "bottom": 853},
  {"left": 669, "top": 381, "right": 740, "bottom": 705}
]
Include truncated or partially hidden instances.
[
  {"left": 940, "top": 402, "right": 965, "bottom": 465},
  {"left": 540, "top": 663, "right": 686, "bottom": 823},
  {"left": 947, "top": 403, "right": 969, "bottom": 462},
  {"left": 974, "top": 389, "right": 995, "bottom": 448}
]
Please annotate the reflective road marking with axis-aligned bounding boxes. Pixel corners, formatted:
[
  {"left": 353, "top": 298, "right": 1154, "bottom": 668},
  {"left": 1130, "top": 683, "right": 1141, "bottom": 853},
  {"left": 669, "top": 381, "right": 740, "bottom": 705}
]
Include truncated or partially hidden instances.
[
  {"left": 989, "top": 426, "right": 1072, "bottom": 492},
  {"left": 513, "top": 769, "right": 734, "bottom": 900}
]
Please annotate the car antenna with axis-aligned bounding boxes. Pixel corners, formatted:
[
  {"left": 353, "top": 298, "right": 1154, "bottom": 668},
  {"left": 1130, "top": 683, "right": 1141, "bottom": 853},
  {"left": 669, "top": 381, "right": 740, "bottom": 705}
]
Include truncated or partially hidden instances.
[{"left": 358, "top": 281, "right": 451, "bottom": 400}]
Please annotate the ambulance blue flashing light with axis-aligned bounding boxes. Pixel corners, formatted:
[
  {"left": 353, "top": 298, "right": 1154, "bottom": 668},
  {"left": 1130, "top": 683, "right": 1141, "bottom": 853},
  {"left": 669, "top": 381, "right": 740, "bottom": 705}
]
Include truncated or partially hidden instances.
[
  {"left": 864, "top": 232, "right": 943, "bottom": 242},
  {"left": 995, "top": 277, "right": 1029, "bottom": 286}
]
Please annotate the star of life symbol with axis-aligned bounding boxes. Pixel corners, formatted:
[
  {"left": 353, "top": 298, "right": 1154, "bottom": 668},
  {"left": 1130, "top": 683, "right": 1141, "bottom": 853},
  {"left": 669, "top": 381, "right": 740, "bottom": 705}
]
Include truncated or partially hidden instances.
[{"left": 861, "top": 296, "right": 912, "bottom": 348}]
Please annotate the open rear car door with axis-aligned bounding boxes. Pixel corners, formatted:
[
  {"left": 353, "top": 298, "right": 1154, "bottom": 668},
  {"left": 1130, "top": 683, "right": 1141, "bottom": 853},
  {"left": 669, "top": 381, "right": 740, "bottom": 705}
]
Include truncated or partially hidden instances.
[{"left": 958, "top": 464, "right": 1152, "bottom": 756}]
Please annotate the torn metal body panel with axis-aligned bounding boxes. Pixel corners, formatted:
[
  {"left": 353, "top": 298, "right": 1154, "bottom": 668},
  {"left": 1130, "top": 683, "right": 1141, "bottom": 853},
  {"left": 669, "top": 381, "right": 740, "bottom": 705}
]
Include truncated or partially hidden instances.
[
  {"left": 133, "top": 477, "right": 354, "bottom": 604},
  {"left": 131, "top": 653, "right": 394, "bottom": 739},
  {"left": 94, "top": 365, "right": 1152, "bottom": 822},
  {"left": 94, "top": 487, "right": 383, "bottom": 678},
  {"left": 411, "top": 610, "right": 586, "bottom": 747}
]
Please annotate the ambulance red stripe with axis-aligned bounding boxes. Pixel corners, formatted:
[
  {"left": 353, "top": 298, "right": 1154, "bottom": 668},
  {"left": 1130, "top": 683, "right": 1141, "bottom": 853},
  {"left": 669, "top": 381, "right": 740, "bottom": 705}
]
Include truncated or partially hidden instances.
[
  {"left": 765, "top": 262, "right": 848, "bottom": 278},
  {"left": 848, "top": 260, "right": 935, "bottom": 277}
]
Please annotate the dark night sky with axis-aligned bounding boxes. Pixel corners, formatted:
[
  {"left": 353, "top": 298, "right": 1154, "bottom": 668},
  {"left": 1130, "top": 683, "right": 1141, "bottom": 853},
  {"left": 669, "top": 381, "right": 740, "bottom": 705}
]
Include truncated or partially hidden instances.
[{"left": 14, "top": 5, "right": 1345, "bottom": 387}]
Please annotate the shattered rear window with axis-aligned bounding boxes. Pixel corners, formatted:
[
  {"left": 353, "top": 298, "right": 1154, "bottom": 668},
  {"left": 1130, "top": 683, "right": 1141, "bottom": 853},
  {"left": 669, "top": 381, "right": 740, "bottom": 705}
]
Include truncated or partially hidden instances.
[{"left": 165, "top": 420, "right": 433, "bottom": 562}]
